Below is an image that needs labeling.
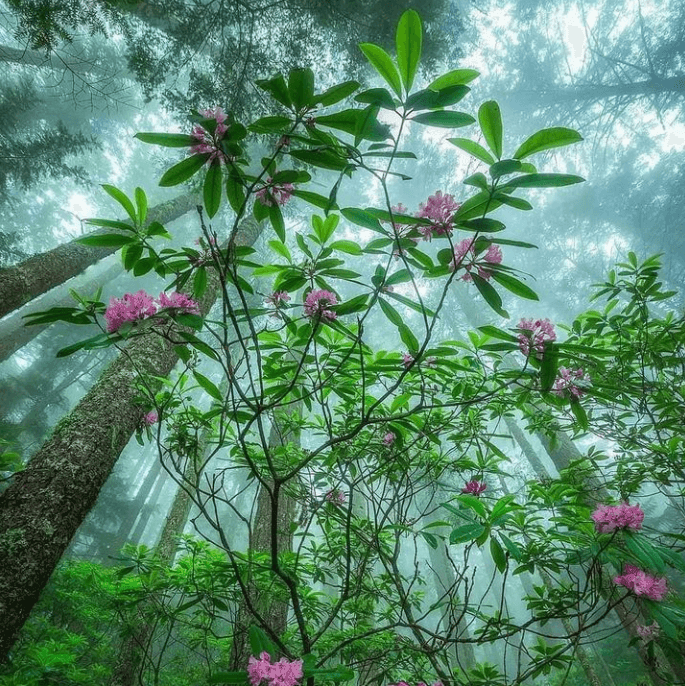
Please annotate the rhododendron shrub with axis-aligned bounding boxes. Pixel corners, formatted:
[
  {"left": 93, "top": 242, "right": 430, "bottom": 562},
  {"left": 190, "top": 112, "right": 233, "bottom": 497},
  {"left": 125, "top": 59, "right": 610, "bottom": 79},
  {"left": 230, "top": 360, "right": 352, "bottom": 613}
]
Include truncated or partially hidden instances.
[{"left": 25, "top": 9, "right": 685, "bottom": 686}]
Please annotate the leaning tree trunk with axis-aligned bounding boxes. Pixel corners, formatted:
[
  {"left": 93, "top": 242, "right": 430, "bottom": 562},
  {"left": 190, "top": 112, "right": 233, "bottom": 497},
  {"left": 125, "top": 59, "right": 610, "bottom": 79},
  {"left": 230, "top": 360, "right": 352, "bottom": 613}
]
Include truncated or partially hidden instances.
[
  {"left": 0, "top": 217, "right": 262, "bottom": 662},
  {"left": 229, "top": 408, "right": 301, "bottom": 670},
  {"left": 0, "top": 190, "right": 200, "bottom": 319}
]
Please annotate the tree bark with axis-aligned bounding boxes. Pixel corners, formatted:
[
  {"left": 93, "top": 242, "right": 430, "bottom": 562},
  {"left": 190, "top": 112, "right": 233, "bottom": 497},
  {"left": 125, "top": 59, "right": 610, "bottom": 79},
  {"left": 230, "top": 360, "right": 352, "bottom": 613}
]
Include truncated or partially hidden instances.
[
  {"left": 0, "top": 190, "right": 199, "bottom": 320},
  {"left": 0, "top": 216, "right": 262, "bottom": 662}
]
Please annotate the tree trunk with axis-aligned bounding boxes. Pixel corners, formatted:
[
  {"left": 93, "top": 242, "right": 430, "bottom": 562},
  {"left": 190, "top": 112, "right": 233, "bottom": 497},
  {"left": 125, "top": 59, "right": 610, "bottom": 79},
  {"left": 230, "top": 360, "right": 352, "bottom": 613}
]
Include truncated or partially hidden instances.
[
  {"left": 0, "top": 258, "right": 121, "bottom": 364},
  {"left": 0, "top": 216, "right": 262, "bottom": 662},
  {"left": 0, "top": 190, "right": 199, "bottom": 319}
]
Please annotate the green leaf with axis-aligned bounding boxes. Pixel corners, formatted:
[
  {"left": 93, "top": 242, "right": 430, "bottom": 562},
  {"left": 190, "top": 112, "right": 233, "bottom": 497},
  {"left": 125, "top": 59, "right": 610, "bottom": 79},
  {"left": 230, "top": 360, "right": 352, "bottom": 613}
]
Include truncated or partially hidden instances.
[
  {"left": 406, "top": 85, "right": 469, "bottom": 111},
  {"left": 379, "top": 298, "right": 403, "bottom": 326},
  {"left": 84, "top": 218, "right": 135, "bottom": 231},
  {"left": 135, "top": 187, "right": 148, "bottom": 225},
  {"left": 458, "top": 217, "right": 506, "bottom": 233},
  {"left": 315, "top": 109, "right": 389, "bottom": 142},
  {"left": 570, "top": 400, "right": 589, "bottom": 431},
  {"left": 396, "top": 9, "right": 422, "bottom": 92},
  {"left": 122, "top": 243, "right": 142, "bottom": 271},
  {"left": 193, "top": 371, "right": 223, "bottom": 401},
  {"left": 269, "top": 203, "right": 285, "bottom": 243},
  {"left": 490, "top": 537, "right": 507, "bottom": 573},
  {"left": 398, "top": 324, "right": 419, "bottom": 352},
  {"left": 428, "top": 69, "right": 480, "bottom": 90},
  {"left": 159, "top": 154, "right": 207, "bottom": 187},
  {"left": 76, "top": 233, "right": 134, "bottom": 248},
  {"left": 513, "top": 127, "right": 583, "bottom": 159},
  {"left": 315, "top": 80, "right": 360, "bottom": 106},
  {"left": 330, "top": 239, "right": 362, "bottom": 255},
  {"left": 355, "top": 87, "right": 397, "bottom": 110},
  {"left": 292, "top": 189, "right": 339, "bottom": 212},
  {"left": 288, "top": 67, "right": 315, "bottom": 110},
  {"left": 494, "top": 194, "right": 533, "bottom": 211},
  {"left": 134, "top": 132, "right": 196, "bottom": 147},
  {"left": 226, "top": 170, "right": 246, "bottom": 213},
  {"left": 255, "top": 74, "right": 292, "bottom": 108},
  {"left": 489, "top": 159, "right": 522, "bottom": 180},
  {"left": 56, "top": 333, "right": 111, "bottom": 357},
  {"left": 101, "top": 184, "right": 137, "bottom": 224},
  {"left": 478, "top": 101, "right": 503, "bottom": 159},
  {"left": 500, "top": 173, "right": 585, "bottom": 189},
  {"left": 203, "top": 163, "right": 223, "bottom": 218},
  {"left": 625, "top": 532, "right": 666, "bottom": 574},
  {"left": 193, "top": 267, "right": 208, "bottom": 299},
  {"left": 341, "top": 208, "right": 383, "bottom": 232},
  {"left": 421, "top": 531, "right": 438, "bottom": 549},
  {"left": 334, "top": 294, "right": 368, "bottom": 316},
  {"left": 458, "top": 494, "right": 487, "bottom": 518},
  {"left": 449, "top": 522, "right": 486, "bottom": 545},
  {"left": 500, "top": 533, "right": 522, "bottom": 561},
  {"left": 462, "top": 172, "right": 489, "bottom": 190},
  {"left": 478, "top": 325, "right": 518, "bottom": 342},
  {"left": 359, "top": 43, "right": 403, "bottom": 98},
  {"left": 248, "top": 116, "right": 292, "bottom": 134},
  {"left": 471, "top": 273, "right": 508, "bottom": 318},
  {"left": 490, "top": 271, "right": 539, "bottom": 300},
  {"left": 411, "top": 111, "right": 475, "bottom": 128},
  {"left": 269, "top": 240, "right": 291, "bottom": 261},
  {"left": 385, "top": 269, "right": 412, "bottom": 286},
  {"left": 453, "top": 191, "right": 501, "bottom": 221},
  {"left": 448, "top": 137, "right": 495, "bottom": 165}
]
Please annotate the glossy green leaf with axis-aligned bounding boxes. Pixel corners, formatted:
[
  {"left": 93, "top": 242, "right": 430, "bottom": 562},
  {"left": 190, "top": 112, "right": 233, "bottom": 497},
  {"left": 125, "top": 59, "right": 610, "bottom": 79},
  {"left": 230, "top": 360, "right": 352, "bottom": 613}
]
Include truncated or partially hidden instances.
[
  {"left": 330, "top": 240, "right": 362, "bottom": 255},
  {"left": 448, "top": 137, "right": 495, "bottom": 165},
  {"left": 513, "top": 127, "right": 583, "bottom": 159},
  {"left": 458, "top": 217, "right": 506, "bottom": 233},
  {"left": 494, "top": 193, "right": 533, "bottom": 211},
  {"left": 411, "top": 111, "right": 475, "bottom": 128},
  {"left": 76, "top": 233, "right": 134, "bottom": 248},
  {"left": 478, "top": 325, "right": 518, "bottom": 342},
  {"left": 288, "top": 67, "right": 315, "bottom": 110},
  {"left": 193, "top": 267, "right": 207, "bottom": 299},
  {"left": 101, "top": 184, "right": 137, "bottom": 224},
  {"left": 134, "top": 132, "right": 196, "bottom": 147},
  {"left": 471, "top": 273, "right": 508, "bottom": 318},
  {"left": 359, "top": 43, "right": 403, "bottom": 98},
  {"left": 355, "top": 87, "right": 397, "bottom": 110},
  {"left": 398, "top": 324, "right": 419, "bottom": 352},
  {"left": 248, "top": 116, "right": 292, "bottom": 134},
  {"left": 341, "top": 208, "right": 383, "bottom": 232},
  {"left": 315, "top": 80, "right": 360, "bottom": 106},
  {"left": 478, "top": 101, "right": 503, "bottom": 159},
  {"left": 491, "top": 271, "right": 539, "bottom": 300},
  {"left": 489, "top": 159, "right": 522, "bottom": 180},
  {"left": 203, "top": 163, "right": 223, "bottom": 218},
  {"left": 379, "top": 298, "right": 403, "bottom": 326},
  {"left": 500, "top": 173, "right": 585, "bottom": 189},
  {"left": 334, "top": 293, "right": 368, "bottom": 316},
  {"left": 428, "top": 68, "right": 479, "bottom": 90},
  {"left": 134, "top": 187, "right": 148, "bottom": 225},
  {"left": 84, "top": 218, "right": 135, "bottom": 231},
  {"left": 450, "top": 522, "right": 486, "bottom": 545},
  {"left": 255, "top": 74, "right": 292, "bottom": 108},
  {"left": 490, "top": 537, "right": 507, "bottom": 573},
  {"left": 396, "top": 9, "right": 422, "bottom": 92},
  {"left": 462, "top": 172, "right": 489, "bottom": 190},
  {"left": 56, "top": 333, "right": 112, "bottom": 357},
  {"left": 570, "top": 400, "right": 589, "bottom": 431},
  {"left": 269, "top": 203, "right": 285, "bottom": 243},
  {"left": 193, "top": 371, "right": 223, "bottom": 401},
  {"left": 159, "top": 154, "right": 207, "bottom": 187}
]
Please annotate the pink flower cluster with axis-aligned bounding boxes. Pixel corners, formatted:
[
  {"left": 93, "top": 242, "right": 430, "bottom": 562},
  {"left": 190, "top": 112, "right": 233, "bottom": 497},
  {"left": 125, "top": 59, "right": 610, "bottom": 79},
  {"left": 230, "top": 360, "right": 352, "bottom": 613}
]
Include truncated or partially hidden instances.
[
  {"left": 325, "top": 489, "right": 346, "bottom": 506},
  {"left": 266, "top": 291, "right": 290, "bottom": 307},
  {"left": 416, "top": 190, "right": 460, "bottom": 239},
  {"left": 402, "top": 352, "right": 414, "bottom": 369},
  {"left": 142, "top": 411, "right": 158, "bottom": 426},
  {"left": 390, "top": 681, "right": 443, "bottom": 686},
  {"left": 553, "top": 366, "right": 590, "bottom": 398},
  {"left": 450, "top": 238, "right": 502, "bottom": 281},
  {"left": 383, "top": 432, "right": 396, "bottom": 446},
  {"left": 256, "top": 176, "right": 295, "bottom": 207},
  {"left": 304, "top": 289, "right": 337, "bottom": 321},
  {"left": 462, "top": 480, "right": 487, "bottom": 496},
  {"left": 613, "top": 565, "right": 667, "bottom": 601},
  {"left": 248, "top": 653, "right": 303, "bottom": 686},
  {"left": 190, "top": 106, "right": 230, "bottom": 165},
  {"left": 104, "top": 291, "right": 200, "bottom": 333},
  {"left": 636, "top": 623, "right": 660, "bottom": 641},
  {"left": 517, "top": 318, "right": 556, "bottom": 358},
  {"left": 592, "top": 503, "right": 644, "bottom": 533}
]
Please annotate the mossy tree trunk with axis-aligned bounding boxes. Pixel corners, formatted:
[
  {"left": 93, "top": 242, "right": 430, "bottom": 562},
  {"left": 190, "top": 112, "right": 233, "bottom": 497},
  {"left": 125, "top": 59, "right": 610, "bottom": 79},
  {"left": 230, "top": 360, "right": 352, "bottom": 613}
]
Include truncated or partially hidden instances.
[
  {"left": 0, "top": 190, "right": 199, "bottom": 319},
  {"left": 0, "top": 217, "right": 262, "bottom": 662}
]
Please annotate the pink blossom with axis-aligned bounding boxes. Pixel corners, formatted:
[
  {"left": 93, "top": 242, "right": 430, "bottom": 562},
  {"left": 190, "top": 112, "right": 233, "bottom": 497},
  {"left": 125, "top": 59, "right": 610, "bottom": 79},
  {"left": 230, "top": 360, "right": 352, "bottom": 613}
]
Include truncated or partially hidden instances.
[
  {"left": 553, "top": 366, "right": 590, "bottom": 398},
  {"left": 416, "top": 190, "right": 460, "bottom": 239},
  {"left": 383, "top": 432, "right": 396, "bottom": 446},
  {"left": 636, "top": 623, "right": 660, "bottom": 641},
  {"left": 424, "top": 356, "right": 437, "bottom": 368},
  {"left": 592, "top": 503, "right": 644, "bottom": 534},
  {"left": 517, "top": 318, "right": 556, "bottom": 358},
  {"left": 402, "top": 352, "right": 414, "bottom": 369},
  {"left": 158, "top": 291, "right": 200, "bottom": 314},
  {"left": 325, "top": 489, "right": 346, "bottom": 506},
  {"left": 304, "top": 289, "right": 337, "bottom": 321},
  {"left": 104, "top": 290, "right": 158, "bottom": 332},
  {"left": 462, "top": 480, "right": 487, "bottom": 496},
  {"left": 256, "top": 176, "right": 295, "bottom": 207},
  {"left": 142, "top": 411, "right": 158, "bottom": 426},
  {"left": 190, "top": 107, "right": 230, "bottom": 164},
  {"left": 266, "top": 291, "right": 291, "bottom": 306},
  {"left": 247, "top": 652, "right": 303, "bottom": 686},
  {"left": 613, "top": 565, "right": 667, "bottom": 601},
  {"left": 450, "top": 238, "right": 502, "bottom": 281}
]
